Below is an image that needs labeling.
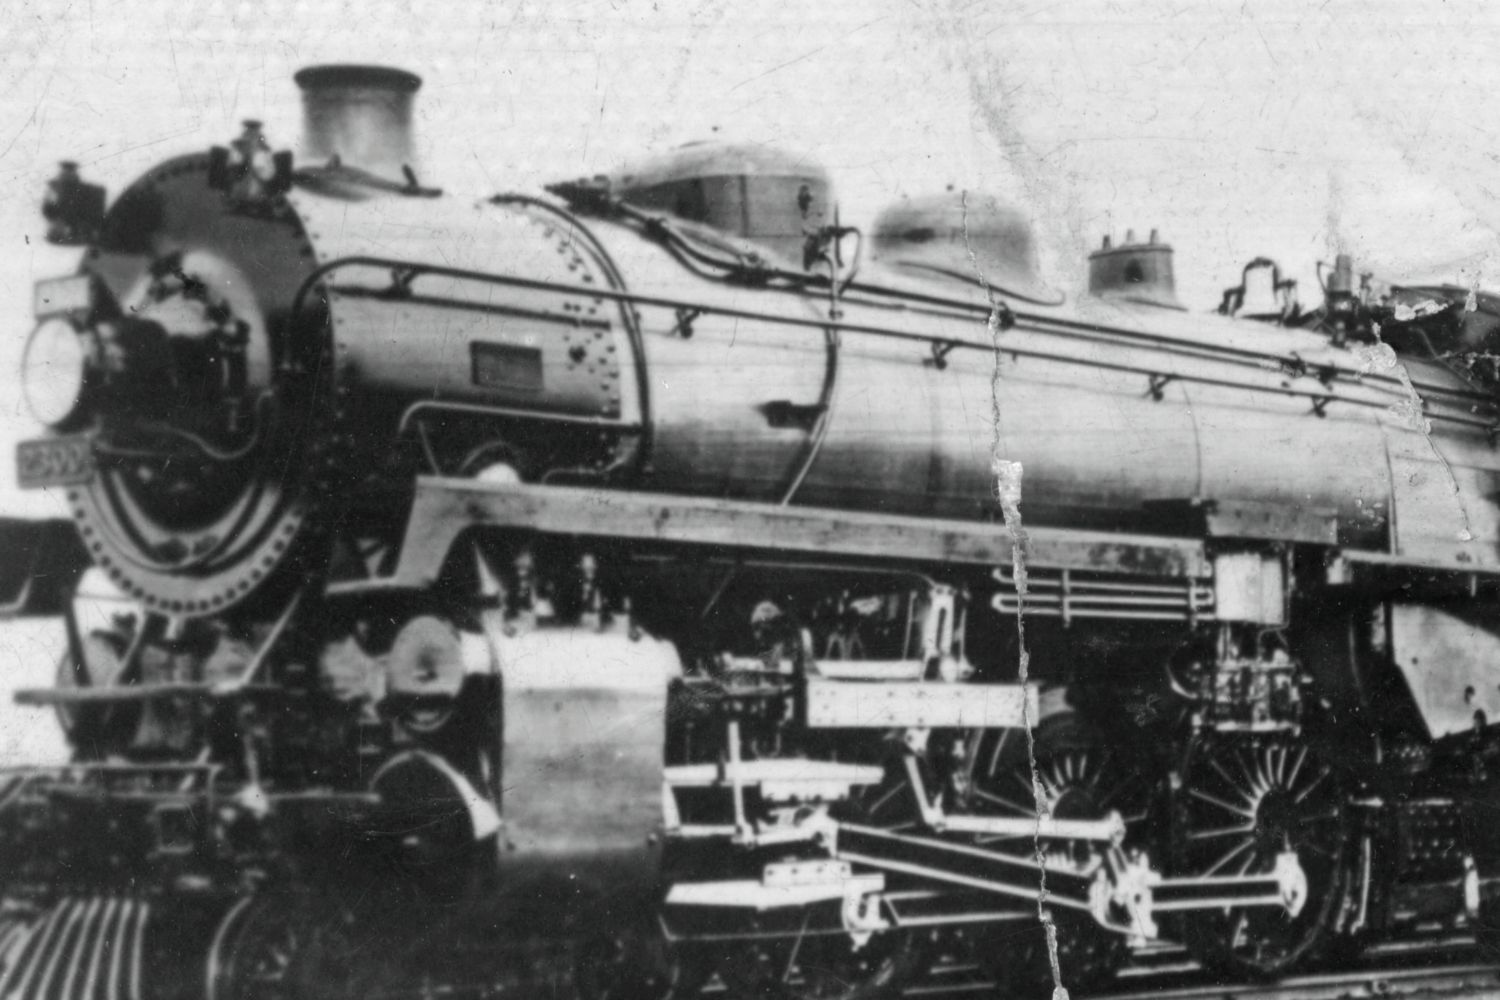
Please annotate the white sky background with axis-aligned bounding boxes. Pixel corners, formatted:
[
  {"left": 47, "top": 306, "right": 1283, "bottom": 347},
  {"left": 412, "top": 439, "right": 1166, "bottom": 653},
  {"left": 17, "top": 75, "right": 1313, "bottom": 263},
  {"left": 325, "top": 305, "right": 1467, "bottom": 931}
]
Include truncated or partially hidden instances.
[{"left": 2, "top": 0, "right": 1500, "bottom": 521}]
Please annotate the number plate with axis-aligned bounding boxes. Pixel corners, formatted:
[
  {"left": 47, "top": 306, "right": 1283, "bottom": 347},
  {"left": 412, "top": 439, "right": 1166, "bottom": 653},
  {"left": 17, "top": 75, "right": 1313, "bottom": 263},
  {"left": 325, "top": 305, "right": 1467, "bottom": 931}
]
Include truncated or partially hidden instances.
[
  {"left": 33, "top": 275, "right": 93, "bottom": 317},
  {"left": 17, "top": 435, "right": 95, "bottom": 489},
  {"left": 471, "top": 342, "right": 543, "bottom": 393}
]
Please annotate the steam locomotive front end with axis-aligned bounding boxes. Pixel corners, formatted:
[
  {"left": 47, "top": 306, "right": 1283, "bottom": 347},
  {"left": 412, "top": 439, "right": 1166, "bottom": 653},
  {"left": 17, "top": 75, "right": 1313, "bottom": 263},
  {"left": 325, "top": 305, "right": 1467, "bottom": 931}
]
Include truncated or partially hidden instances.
[
  {"left": 8, "top": 101, "right": 360, "bottom": 1000},
  {"left": 6, "top": 65, "right": 666, "bottom": 1000},
  {"left": 19, "top": 67, "right": 650, "bottom": 619}
]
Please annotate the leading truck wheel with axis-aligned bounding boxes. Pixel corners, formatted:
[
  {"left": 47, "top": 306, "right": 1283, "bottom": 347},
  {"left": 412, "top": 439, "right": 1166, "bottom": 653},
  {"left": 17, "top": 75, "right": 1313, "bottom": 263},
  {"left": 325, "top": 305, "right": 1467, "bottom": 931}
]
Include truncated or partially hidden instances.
[
  {"left": 575, "top": 920, "right": 714, "bottom": 1000},
  {"left": 207, "top": 897, "right": 360, "bottom": 1000},
  {"left": 709, "top": 747, "right": 925, "bottom": 1000},
  {"left": 1171, "top": 734, "right": 1352, "bottom": 979},
  {"left": 716, "top": 919, "right": 923, "bottom": 1000},
  {"left": 1477, "top": 883, "right": 1500, "bottom": 964}
]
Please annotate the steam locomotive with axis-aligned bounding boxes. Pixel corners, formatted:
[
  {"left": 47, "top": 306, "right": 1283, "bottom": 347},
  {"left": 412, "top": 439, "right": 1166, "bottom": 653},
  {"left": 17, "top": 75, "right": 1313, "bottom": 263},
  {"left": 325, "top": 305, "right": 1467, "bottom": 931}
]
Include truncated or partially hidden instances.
[{"left": 6, "top": 63, "right": 1500, "bottom": 1000}]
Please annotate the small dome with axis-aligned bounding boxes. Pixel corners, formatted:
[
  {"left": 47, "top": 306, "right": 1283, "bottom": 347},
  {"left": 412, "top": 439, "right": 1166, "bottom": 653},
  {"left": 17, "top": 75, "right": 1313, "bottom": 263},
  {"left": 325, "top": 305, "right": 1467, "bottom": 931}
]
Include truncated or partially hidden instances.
[
  {"left": 1087, "top": 229, "right": 1185, "bottom": 310},
  {"left": 871, "top": 192, "right": 1062, "bottom": 305}
]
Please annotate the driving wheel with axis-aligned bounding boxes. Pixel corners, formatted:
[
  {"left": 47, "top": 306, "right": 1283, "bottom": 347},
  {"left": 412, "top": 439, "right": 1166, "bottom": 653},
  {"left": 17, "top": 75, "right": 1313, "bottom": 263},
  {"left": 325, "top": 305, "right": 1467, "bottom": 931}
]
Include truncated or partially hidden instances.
[
  {"left": 965, "top": 713, "right": 1155, "bottom": 996},
  {"left": 1171, "top": 734, "right": 1351, "bottom": 979},
  {"left": 709, "top": 736, "right": 927, "bottom": 1000},
  {"left": 716, "top": 913, "right": 922, "bottom": 1000},
  {"left": 207, "top": 896, "right": 360, "bottom": 1000}
]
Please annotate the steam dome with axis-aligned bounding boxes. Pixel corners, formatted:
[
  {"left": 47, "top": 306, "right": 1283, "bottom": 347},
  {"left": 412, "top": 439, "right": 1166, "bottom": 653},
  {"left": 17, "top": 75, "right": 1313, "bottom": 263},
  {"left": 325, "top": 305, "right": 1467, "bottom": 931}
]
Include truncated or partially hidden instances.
[{"left": 870, "top": 192, "right": 1061, "bottom": 305}]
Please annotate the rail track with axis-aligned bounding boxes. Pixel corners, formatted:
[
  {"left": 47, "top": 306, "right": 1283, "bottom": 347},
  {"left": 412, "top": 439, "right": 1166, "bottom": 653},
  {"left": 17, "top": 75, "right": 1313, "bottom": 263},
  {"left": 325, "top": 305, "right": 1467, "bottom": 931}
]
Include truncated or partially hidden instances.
[{"left": 905, "top": 937, "right": 1500, "bottom": 1000}]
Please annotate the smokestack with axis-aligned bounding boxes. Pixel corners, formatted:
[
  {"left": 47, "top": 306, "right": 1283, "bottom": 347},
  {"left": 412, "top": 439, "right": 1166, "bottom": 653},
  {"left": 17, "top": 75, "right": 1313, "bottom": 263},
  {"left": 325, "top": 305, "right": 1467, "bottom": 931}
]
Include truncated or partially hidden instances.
[{"left": 293, "top": 65, "right": 422, "bottom": 181}]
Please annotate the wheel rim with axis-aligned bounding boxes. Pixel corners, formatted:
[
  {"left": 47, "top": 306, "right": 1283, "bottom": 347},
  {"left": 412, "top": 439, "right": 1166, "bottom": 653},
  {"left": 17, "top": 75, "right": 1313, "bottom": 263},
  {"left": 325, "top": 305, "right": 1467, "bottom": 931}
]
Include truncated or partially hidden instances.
[
  {"left": 716, "top": 925, "right": 918, "bottom": 1000},
  {"left": 209, "top": 898, "right": 360, "bottom": 1000},
  {"left": 209, "top": 900, "right": 304, "bottom": 1000},
  {"left": 576, "top": 929, "right": 685, "bottom": 1000},
  {"left": 793, "top": 930, "right": 915, "bottom": 1000},
  {"left": 1173, "top": 735, "right": 1349, "bottom": 977}
]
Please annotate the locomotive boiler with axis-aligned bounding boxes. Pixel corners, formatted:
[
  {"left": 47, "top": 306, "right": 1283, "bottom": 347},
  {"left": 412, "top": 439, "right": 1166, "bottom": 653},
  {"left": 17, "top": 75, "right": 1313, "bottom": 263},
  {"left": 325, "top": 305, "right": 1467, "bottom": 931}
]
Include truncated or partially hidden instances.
[{"left": 5, "top": 64, "right": 1500, "bottom": 1000}]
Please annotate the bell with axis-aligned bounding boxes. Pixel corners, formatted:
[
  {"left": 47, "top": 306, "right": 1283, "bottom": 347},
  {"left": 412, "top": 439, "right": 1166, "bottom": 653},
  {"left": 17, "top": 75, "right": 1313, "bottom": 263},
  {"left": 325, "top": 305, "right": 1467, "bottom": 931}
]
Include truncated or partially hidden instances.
[{"left": 1238, "top": 261, "right": 1286, "bottom": 319}]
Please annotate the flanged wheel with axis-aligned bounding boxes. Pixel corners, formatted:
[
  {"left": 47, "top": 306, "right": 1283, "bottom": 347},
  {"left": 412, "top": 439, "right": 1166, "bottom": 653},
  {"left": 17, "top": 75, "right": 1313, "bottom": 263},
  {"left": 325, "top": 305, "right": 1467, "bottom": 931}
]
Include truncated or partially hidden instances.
[
  {"left": 791, "top": 926, "right": 921, "bottom": 1000},
  {"left": 965, "top": 713, "right": 1155, "bottom": 996},
  {"left": 1171, "top": 734, "right": 1351, "bottom": 979},
  {"left": 1477, "top": 883, "right": 1500, "bottom": 965},
  {"left": 716, "top": 918, "right": 922, "bottom": 1000},
  {"left": 207, "top": 897, "right": 360, "bottom": 1000},
  {"left": 576, "top": 924, "right": 709, "bottom": 1000},
  {"left": 710, "top": 732, "right": 926, "bottom": 1000}
]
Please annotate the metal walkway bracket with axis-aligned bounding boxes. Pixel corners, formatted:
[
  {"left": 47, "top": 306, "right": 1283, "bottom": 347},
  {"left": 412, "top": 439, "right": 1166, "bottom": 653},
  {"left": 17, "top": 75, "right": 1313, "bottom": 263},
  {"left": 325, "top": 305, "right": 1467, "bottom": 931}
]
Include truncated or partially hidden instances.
[{"left": 335, "top": 478, "right": 1214, "bottom": 595}]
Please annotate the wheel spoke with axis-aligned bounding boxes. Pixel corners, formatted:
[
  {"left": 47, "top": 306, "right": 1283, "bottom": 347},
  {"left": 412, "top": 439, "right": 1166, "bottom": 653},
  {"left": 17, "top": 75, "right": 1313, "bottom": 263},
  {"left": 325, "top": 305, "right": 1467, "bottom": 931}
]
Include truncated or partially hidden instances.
[
  {"left": 986, "top": 730, "right": 1012, "bottom": 777},
  {"left": 1293, "top": 767, "right": 1330, "bottom": 804},
  {"left": 1086, "top": 754, "right": 1108, "bottom": 792},
  {"left": 972, "top": 787, "right": 1036, "bottom": 816},
  {"left": 782, "top": 914, "right": 810, "bottom": 985},
  {"left": 1249, "top": 752, "right": 1269, "bottom": 797},
  {"left": 866, "top": 781, "right": 908, "bottom": 819},
  {"left": 1301, "top": 840, "right": 1337, "bottom": 859},
  {"left": 1228, "top": 747, "right": 1258, "bottom": 793},
  {"left": 1207, "top": 757, "right": 1245, "bottom": 797},
  {"left": 1205, "top": 837, "right": 1256, "bottom": 876},
  {"left": 1188, "top": 787, "right": 1255, "bottom": 819},
  {"left": 1286, "top": 745, "right": 1308, "bottom": 788},
  {"left": 1296, "top": 807, "right": 1341, "bottom": 827},
  {"left": 1188, "top": 823, "right": 1255, "bottom": 841}
]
